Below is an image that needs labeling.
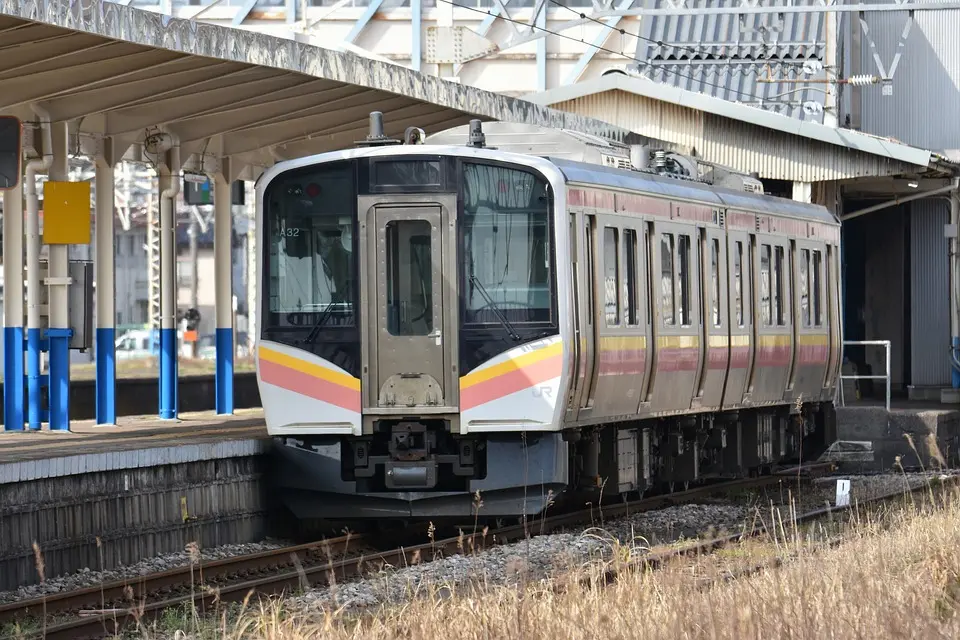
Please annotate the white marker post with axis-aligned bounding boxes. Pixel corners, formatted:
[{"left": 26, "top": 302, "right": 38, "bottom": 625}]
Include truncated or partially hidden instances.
[{"left": 835, "top": 479, "right": 851, "bottom": 507}]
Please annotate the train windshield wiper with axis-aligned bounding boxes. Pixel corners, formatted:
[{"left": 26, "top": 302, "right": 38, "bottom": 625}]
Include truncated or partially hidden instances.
[
  {"left": 469, "top": 275, "right": 520, "bottom": 341},
  {"left": 303, "top": 301, "right": 336, "bottom": 344}
]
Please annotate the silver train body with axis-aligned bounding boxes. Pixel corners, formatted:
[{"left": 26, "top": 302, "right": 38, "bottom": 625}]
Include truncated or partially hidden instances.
[{"left": 255, "top": 120, "right": 842, "bottom": 520}]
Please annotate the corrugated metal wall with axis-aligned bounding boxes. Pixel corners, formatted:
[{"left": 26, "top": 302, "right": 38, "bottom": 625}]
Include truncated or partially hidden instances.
[
  {"left": 551, "top": 91, "right": 919, "bottom": 181},
  {"left": 860, "top": 7, "right": 960, "bottom": 151},
  {"left": 910, "top": 198, "right": 952, "bottom": 387},
  {"left": 700, "top": 114, "right": 917, "bottom": 182},
  {"left": 636, "top": 0, "right": 828, "bottom": 122}
]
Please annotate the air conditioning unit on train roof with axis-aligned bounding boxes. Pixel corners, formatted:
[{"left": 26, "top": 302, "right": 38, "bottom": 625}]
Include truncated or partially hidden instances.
[
  {"left": 426, "top": 122, "right": 765, "bottom": 189},
  {"left": 701, "top": 163, "right": 767, "bottom": 195}
]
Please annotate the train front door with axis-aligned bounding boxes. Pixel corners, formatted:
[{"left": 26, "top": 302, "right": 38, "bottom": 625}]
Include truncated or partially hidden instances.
[{"left": 364, "top": 204, "right": 455, "bottom": 411}]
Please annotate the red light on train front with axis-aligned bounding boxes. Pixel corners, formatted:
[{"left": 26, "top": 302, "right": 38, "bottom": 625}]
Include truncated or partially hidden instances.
[{"left": 306, "top": 183, "right": 321, "bottom": 198}]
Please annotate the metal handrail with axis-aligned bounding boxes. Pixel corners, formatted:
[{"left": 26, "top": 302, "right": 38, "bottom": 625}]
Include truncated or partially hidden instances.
[{"left": 839, "top": 339, "right": 891, "bottom": 412}]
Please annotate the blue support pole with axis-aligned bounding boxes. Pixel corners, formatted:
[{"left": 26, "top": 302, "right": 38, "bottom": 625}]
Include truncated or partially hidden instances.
[
  {"left": 46, "top": 328, "right": 72, "bottom": 431},
  {"left": 4, "top": 332, "right": 24, "bottom": 431},
  {"left": 3, "top": 184, "right": 25, "bottom": 431},
  {"left": 159, "top": 327, "right": 178, "bottom": 419},
  {"left": 26, "top": 329, "right": 41, "bottom": 429},
  {"left": 95, "top": 152, "right": 117, "bottom": 425},
  {"left": 214, "top": 172, "right": 235, "bottom": 415},
  {"left": 216, "top": 328, "right": 234, "bottom": 414},
  {"left": 46, "top": 120, "right": 73, "bottom": 431},
  {"left": 158, "top": 144, "right": 181, "bottom": 421},
  {"left": 96, "top": 328, "right": 116, "bottom": 423}
]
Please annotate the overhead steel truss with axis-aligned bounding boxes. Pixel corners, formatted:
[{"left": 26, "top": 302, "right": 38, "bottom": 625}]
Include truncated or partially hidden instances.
[{"left": 178, "top": 0, "right": 938, "bottom": 101}]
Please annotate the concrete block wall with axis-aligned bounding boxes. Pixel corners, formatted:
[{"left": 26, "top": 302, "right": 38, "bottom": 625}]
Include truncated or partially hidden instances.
[
  {"left": 0, "top": 447, "right": 275, "bottom": 591},
  {"left": 829, "top": 407, "right": 960, "bottom": 472}
]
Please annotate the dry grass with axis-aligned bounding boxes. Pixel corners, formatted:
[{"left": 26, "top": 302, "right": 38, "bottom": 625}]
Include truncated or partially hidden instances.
[{"left": 121, "top": 484, "right": 960, "bottom": 640}]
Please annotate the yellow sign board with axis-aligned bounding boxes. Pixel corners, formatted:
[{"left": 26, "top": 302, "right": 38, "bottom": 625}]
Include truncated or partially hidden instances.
[{"left": 43, "top": 181, "right": 91, "bottom": 245}]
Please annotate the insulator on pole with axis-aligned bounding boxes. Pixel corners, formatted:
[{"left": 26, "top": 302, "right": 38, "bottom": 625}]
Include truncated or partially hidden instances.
[{"left": 844, "top": 74, "right": 880, "bottom": 87}]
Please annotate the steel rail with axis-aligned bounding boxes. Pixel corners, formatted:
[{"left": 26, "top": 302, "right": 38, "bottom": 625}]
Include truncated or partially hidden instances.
[
  {"left": 0, "top": 533, "right": 367, "bottom": 626},
  {"left": 583, "top": 472, "right": 960, "bottom": 589}
]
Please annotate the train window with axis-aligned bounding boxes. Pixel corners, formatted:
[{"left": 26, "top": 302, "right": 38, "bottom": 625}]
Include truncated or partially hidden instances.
[
  {"left": 603, "top": 227, "right": 620, "bottom": 326},
  {"left": 624, "top": 229, "right": 638, "bottom": 326},
  {"left": 678, "top": 234, "right": 692, "bottom": 327},
  {"left": 773, "top": 245, "right": 784, "bottom": 326},
  {"left": 760, "top": 244, "right": 772, "bottom": 326},
  {"left": 734, "top": 241, "right": 744, "bottom": 327},
  {"left": 813, "top": 250, "right": 823, "bottom": 326},
  {"left": 710, "top": 238, "right": 720, "bottom": 327},
  {"left": 800, "top": 249, "right": 810, "bottom": 327},
  {"left": 461, "top": 162, "right": 552, "bottom": 325},
  {"left": 373, "top": 159, "right": 442, "bottom": 187},
  {"left": 264, "top": 160, "right": 356, "bottom": 327},
  {"left": 660, "top": 233, "right": 675, "bottom": 325},
  {"left": 385, "top": 220, "right": 433, "bottom": 336}
]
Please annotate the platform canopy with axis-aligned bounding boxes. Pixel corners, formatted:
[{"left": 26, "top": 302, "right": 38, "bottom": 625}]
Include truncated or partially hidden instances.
[{"left": 0, "top": 0, "right": 630, "bottom": 177}]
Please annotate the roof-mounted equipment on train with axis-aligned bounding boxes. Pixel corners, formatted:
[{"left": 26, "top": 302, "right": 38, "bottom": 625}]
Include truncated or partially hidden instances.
[
  {"left": 467, "top": 119, "right": 486, "bottom": 148},
  {"left": 356, "top": 111, "right": 426, "bottom": 147},
  {"left": 356, "top": 111, "right": 401, "bottom": 148},
  {"left": 424, "top": 121, "right": 767, "bottom": 194}
]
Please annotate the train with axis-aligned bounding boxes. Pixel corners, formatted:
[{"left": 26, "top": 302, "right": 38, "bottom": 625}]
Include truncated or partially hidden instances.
[{"left": 255, "top": 113, "right": 841, "bottom": 521}]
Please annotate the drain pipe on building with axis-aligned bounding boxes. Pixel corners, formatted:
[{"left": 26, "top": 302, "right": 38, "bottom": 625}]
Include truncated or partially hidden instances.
[
  {"left": 23, "top": 111, "right": 53, "bottom": 430},
  {"left": 157, "top": 135, "right": 181, "bottom": 420}
]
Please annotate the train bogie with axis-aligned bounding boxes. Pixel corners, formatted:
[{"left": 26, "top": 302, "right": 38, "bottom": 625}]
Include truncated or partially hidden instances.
[{"left": 256, "top": 117, "right": 841, "bottom": 521}]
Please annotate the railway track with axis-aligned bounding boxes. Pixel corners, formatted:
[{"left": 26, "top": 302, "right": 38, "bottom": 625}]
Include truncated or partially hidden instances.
[
  {"left": 0, "top": 463, "right": 833, "bottom": 640},
  {"left": 584, "top": 471, "right": 960, "bottom": 590}
]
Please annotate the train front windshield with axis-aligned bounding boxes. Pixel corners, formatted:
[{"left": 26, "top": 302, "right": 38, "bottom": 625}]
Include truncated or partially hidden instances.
[
  {"left": 460, "top": 162, "right": 553, "bottom": 325},
  {"left": 260, "top": 155, "right": 558, "bottom": 378}
]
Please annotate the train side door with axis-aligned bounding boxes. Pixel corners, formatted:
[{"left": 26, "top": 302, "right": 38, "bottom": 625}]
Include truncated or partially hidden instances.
[
  {"left": 364, "top": 203, "right": 455, "bottom": 411},
  {"left": 577, "top": 213, "right": 600, "bottom": 416},
  {"left": 695, "top": 224, "right": 729, "bottom": 410},
  {"left": 647, "top": 219, "right": 701, "bottom": 412},
  {"left": 723, "top": 231, "right": 753, "bottom": 407},
  {"left": 823, "top": 242, "right": 843, "bottom": 399}
]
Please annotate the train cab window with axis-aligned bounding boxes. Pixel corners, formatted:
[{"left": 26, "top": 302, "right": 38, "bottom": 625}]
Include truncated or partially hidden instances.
[
  {"left": 264, "top": 161, "right": 356, "bottom": 328},
  {"left": 624, "top": 229, "right": 639, "bottom": 326},
  {"left": 710, "top": 238, "right": 720, "bottom": 327},
  {"left": 800, "top": 249, "right": 811, "bottom": 327},
  {"left": 760, "top": 244, "right": 772, "bottom": 326},
  {"left": 734, "top": 241, "right": 744, "bottom": 327},
  {"left": 603, "top": 227, "right": 620, "bottom": 326},
  {"left": 660, "top": 233, "right": 675, "bottom": 325},
  {"left": 461, "top": 162, "right": 552, "bottom": 326},
  {"left": 812, "top": 250, "right": 823, "bottom": 326},
  {"left": 677, "top": 234, "right": 692, "bottom": 327},
  {"left": 774, "top": 245, "right": 786, "bottom": 326},
  {"left": 385, "top": 221, "right": 433, "bottom": 336}
]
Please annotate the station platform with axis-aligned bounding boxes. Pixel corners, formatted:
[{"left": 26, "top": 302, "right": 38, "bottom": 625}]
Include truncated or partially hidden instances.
[
  {"left": 0, "top": 408, "right": 269, "bottom": 481},
  {"left": 0, "top": 408, "right": 274, "bottom": 591}
]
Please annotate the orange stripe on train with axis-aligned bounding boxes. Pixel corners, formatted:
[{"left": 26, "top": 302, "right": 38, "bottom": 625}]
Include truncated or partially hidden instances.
[
  {"left": 258, "top": 346, "right": 361, "bottom": 412},
  {"left": 460, "top": 343, "right": 563, "bottom": 411}
]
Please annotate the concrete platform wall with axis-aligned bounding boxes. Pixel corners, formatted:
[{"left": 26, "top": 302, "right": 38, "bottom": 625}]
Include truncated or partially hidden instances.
[
  {"left": 0, "top": 440, "right": 274, "bottom": 591},
  {"left": 828, "top": 406, "right": 960, "bottom": 472}
]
